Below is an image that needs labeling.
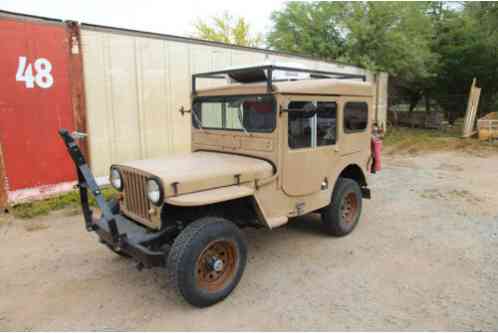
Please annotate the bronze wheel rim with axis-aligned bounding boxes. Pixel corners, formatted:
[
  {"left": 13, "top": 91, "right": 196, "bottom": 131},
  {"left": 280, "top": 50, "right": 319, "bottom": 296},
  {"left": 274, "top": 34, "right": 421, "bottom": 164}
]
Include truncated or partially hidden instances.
[
  {"left": 341, "top": 192, "right": 358, "bottom": 225},
  {"left": 196, "top": 240, "right": 237, "bottom": 292}
]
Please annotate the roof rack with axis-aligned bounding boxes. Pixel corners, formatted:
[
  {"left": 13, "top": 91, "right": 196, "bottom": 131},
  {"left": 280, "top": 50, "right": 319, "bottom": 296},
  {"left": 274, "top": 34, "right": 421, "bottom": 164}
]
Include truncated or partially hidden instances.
[{"left": 192, "top": 64, "right": 367, "bottom": 95}]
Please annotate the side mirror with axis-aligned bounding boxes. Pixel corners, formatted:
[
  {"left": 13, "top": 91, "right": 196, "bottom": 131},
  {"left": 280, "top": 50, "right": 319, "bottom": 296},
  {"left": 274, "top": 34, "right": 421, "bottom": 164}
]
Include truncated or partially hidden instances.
[{"left": 179, "top": 106, "right": 191, "bottom": 116}]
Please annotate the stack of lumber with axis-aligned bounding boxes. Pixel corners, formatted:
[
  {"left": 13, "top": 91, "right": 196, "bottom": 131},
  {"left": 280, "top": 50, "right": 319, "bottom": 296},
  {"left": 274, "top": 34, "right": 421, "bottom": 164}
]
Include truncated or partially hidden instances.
[{"left": 477, "top": 112, "right": 498, "bottom": 141}]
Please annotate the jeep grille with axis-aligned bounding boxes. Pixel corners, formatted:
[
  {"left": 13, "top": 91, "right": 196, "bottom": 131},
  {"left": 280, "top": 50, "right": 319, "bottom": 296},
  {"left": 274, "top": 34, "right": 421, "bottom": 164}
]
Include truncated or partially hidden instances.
[{"left": 121, "top": 168, "right": 151, "bottom": 223}]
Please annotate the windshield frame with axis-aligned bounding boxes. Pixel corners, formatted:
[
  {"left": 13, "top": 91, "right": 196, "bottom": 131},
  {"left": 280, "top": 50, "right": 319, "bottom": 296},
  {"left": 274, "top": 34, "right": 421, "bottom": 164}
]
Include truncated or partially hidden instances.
[{"left": 192, "top": 94, "right": 277, "bottom": 133}]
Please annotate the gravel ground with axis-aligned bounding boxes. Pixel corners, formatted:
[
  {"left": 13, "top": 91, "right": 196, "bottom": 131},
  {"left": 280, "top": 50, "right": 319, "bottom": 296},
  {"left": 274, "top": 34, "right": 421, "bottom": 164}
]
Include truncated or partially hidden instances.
[{"left": 1, "top": 151, "right": 498, "bottom": 330}]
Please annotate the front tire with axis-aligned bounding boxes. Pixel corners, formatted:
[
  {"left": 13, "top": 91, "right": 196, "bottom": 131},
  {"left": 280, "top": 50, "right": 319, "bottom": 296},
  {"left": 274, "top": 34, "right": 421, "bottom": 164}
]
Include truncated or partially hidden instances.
[
  {"left": 321, "top": 177, "right": 362, "bottom": 236},
  {"left": 167, "top": 217, "right": 247, "bottom": 307}
]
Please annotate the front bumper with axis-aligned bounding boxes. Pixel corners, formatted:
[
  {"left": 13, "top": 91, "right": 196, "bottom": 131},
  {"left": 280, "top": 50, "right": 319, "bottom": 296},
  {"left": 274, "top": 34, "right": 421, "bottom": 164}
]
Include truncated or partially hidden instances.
[{"left": 92, "top": 213, "right": 166, "bottom": 269}]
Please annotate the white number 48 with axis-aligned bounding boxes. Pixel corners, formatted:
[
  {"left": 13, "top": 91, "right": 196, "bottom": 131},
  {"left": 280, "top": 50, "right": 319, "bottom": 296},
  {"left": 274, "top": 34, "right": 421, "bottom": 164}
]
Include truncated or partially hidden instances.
[{"left": 16, "top": 56, "right": 54, "bottom": 89}]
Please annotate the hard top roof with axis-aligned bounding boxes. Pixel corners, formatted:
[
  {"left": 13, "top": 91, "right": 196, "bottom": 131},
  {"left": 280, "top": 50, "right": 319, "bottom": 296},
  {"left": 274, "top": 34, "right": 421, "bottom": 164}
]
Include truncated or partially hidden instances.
[{"left": 196, "top": 79, "right": 373, "bottom": 98}]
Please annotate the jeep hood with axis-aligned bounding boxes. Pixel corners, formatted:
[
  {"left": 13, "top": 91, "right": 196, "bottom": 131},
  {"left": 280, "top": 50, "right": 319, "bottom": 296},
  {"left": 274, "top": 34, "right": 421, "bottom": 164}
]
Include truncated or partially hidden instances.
[{"left": 116, "top": 151, "right": 273, "bottom": 197}]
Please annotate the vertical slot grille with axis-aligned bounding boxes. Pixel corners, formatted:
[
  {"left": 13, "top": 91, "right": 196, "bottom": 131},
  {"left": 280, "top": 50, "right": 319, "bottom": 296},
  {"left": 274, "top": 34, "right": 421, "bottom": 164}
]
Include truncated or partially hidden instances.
[{"left": 122, "top": 169, "right": 150, "bottom": 221}]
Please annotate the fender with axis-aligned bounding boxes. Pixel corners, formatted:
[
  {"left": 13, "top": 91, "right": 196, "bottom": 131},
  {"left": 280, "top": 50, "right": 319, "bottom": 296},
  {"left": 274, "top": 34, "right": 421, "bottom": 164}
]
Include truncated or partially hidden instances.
[
  {"left": 335, "top": 164, "right": 370, "bottom": 199},
  {"left": 165, "top": 185, "right": 255, "bottom": 207}
]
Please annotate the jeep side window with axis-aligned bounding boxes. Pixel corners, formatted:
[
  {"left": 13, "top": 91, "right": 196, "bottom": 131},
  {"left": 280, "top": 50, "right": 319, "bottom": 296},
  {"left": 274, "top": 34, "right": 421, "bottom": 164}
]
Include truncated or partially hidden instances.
[
  {"left": 344, "top": 102, "right": 368, "bottom": 132},
  {"left": 316, "top": 102, "right": 337, "bottom": 146},
  {"left": 288, "top": 101, "right": 337, "bottom": 149},
  {"left": 200, "top": 102, "right": 223, "bottom": 128},
  {"left": 288, "top": 101, "right": 314, "bottom": 149}
]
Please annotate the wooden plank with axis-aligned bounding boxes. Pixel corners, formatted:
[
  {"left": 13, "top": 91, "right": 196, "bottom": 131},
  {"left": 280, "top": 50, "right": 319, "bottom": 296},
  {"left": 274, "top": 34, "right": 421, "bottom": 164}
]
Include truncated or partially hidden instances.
[
  {"left": 462, "top": 78, "right": 481, "bottom": 138},
  {"left": 462, "top": 79, "right": 475, "bottom": 137},
  {"left": 470, "top": 88, "right": 481, "bottom": 136}
]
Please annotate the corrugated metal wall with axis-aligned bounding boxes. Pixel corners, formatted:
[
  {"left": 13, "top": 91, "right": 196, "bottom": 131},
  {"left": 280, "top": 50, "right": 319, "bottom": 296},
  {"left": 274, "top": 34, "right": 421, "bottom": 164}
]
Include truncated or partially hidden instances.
[
  {"left": 0, "top": 14, "right": 77, "bottom": 201},
  {"left": 81, "top": 26, "right": 382, "bottom": 178}
]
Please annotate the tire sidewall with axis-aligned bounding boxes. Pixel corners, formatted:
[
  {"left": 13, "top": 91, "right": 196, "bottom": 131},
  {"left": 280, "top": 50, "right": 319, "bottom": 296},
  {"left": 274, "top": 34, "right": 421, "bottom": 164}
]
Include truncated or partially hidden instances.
[
  {"left": 334, "top": 179, "right": 362, "bottom": 233},
  {"left": 169, "top": 218, "right": 247, "bottom": 307},
  {"left": 324, "top": 178, "right": 363, "bottom": 236}
]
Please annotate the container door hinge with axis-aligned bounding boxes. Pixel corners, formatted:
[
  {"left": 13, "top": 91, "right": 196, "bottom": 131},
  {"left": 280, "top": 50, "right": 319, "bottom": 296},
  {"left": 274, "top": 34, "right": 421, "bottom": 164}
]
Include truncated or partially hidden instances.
[{"left": 71, "top": 36, "right": 80, "bottom": 55}]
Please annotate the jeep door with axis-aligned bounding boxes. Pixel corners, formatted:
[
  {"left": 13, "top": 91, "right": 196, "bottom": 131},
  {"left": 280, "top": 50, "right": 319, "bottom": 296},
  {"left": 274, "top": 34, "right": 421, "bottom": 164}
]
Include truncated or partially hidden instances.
[{"left": 282, "top": 97, "right": 341, "bottom": 196}]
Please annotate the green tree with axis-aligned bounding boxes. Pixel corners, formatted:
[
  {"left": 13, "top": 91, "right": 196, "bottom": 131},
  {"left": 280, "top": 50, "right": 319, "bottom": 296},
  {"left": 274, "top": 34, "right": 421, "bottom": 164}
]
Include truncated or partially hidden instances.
[
  {"left": 431, "top": 2, "right": 498, "bottom": 117},
  {"left": 268, "top": 2, "right": 498, "bottom": 120},
  {"left": 268, "top": 2, "right": 439, "bottom": 112},
  {"left": 267, "top": 2, "right": 348, "bottom": 60},
  {"left": 344, "top": 3, "right": 437, "bottom": 83},
  {"left": 194, "top": 12, "right": 263, "bottom": 47},
  {"left": 267, "top": 1, "right": 498, "bottom": 121},
  {"left": 345, "top": 2, "right": 439, "bottom": 112},
  {"left": 268, "top": 2, "right": 437, "bottom": 78}
]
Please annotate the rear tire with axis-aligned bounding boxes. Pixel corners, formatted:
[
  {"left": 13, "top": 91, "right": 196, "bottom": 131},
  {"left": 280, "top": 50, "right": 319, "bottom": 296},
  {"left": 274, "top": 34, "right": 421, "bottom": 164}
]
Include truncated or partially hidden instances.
[
  {"left": 167, "top": 217, "right": 247, "bottom": 307},
  {"left": 321, "top": 177, "right": 362, "bottom": 236}
]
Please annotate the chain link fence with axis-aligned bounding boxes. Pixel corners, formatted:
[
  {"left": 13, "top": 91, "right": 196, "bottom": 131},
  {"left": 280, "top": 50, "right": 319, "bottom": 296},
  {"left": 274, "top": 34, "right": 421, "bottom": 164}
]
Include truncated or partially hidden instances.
[{"left": 387, "top": 94, "right": 471, "bottom": 130}]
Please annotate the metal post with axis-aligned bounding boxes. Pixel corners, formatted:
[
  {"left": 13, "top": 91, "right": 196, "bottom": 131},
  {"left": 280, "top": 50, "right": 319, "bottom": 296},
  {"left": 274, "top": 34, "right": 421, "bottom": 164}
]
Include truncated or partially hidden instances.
[
  {"left": 0, "top": 141, "right": 7, "bottom": 209},
  {"left": 66, "top": 21, "right": 91, "bottom": 164},
  {"left": 267, "top": 67, "right": 273, "bottom": 93}
]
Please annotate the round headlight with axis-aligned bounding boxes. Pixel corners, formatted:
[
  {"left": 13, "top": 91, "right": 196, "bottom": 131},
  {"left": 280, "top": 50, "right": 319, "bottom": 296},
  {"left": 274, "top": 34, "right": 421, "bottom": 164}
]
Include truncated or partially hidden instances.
[
  {"left": 110, "top": 167, "right": 123, "bottom": 191},
  {"left": 146, "top": 178, "right": 163, "bottom": 206}
]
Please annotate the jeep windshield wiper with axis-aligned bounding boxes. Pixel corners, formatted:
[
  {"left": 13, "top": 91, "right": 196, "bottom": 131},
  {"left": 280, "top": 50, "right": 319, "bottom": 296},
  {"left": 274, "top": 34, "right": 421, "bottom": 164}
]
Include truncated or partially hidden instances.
[{"left": 237, "top": 108, "right": 249, "bottom": 136}]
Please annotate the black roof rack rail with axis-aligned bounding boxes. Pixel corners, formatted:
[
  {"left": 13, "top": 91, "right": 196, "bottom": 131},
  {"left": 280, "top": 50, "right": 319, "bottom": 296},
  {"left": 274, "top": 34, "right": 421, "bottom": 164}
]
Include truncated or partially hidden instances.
[{"left": 192, "top": 64, "right": 367, "bottom": 95}]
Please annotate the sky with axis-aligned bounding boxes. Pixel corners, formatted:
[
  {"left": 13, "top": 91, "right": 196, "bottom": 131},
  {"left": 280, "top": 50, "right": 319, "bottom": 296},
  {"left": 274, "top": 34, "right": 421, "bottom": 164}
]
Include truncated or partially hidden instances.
[{"left": 0, "top": 0, "right": 286, "bottom": 39}]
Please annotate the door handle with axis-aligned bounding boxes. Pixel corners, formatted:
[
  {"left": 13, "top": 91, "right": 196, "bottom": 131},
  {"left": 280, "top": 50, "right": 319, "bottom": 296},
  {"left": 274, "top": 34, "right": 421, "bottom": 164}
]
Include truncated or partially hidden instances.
[{"left": 334, "top": 147, "right": 340, "bottom": 152}]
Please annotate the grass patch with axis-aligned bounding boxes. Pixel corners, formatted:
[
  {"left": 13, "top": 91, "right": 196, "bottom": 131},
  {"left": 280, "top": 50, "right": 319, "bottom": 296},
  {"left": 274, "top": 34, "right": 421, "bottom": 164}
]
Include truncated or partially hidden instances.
[
  {"left": 0, "top": 215, "right": 10, "bottom": 226},
  {"left": 383, "top": 124, "right": 498, "bottom": 155},
  {"left": 10, "top": 187, "right": 118, "bottom": 219},
  {"left": 24, "top": 221, "right": 50, "bottom": 232}
]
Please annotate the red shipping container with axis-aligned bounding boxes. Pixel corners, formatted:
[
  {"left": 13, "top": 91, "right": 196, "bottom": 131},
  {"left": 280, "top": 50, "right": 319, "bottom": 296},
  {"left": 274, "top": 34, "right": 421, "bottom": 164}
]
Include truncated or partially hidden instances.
[{"left": 0, "top": 15, "right": 76, "bottom": 195}]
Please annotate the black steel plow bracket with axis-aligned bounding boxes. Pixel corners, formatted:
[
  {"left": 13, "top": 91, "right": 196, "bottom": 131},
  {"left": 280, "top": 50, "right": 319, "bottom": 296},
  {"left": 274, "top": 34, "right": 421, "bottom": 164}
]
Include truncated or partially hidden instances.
[
  {"left": 58, "top": 128, "right": 168, "bottom": 269},
  {"left": 58, "top": 128, "right": 119, "bottom": 241}
]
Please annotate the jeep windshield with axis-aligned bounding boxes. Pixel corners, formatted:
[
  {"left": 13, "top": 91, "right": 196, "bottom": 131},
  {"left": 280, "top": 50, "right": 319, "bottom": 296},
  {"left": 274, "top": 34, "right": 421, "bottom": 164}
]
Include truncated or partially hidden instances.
[{"left": 192, "top": 95, "right": 276, "bottom": 132}]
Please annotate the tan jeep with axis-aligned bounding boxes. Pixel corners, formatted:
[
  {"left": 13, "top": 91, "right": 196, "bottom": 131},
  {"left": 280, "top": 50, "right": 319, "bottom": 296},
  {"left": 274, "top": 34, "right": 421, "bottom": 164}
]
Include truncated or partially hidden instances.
[{"left": 59, "top": 65, "right": 378, "bottom": 308}]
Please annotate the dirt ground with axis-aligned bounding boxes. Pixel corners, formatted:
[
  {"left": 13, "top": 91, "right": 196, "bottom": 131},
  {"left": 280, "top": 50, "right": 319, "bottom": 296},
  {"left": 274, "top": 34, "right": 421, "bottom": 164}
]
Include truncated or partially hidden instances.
[{"left": 1, "top": 151, "right": 498, "bottom": 330}]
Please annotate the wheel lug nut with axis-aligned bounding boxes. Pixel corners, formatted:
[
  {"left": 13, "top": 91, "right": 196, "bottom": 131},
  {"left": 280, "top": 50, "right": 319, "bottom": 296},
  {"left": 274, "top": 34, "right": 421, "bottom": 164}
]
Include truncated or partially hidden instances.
[{"left": 207, "top": 256, "right": 224, "bottom": 272}]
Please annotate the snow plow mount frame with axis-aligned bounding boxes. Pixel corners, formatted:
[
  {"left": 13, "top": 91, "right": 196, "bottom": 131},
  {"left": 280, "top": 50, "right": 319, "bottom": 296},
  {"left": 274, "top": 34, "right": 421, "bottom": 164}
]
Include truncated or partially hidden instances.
[{"left": 58, "top": 128, "right": 166, "bottom": 269}]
